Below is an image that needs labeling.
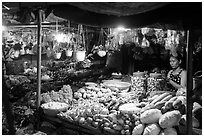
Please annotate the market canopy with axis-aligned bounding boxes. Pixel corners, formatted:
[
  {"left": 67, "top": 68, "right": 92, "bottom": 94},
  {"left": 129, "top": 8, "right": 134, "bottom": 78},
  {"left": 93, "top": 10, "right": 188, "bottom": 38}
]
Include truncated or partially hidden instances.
[{"left": 2, "top": 2, "right": 202, "bottom": 29}]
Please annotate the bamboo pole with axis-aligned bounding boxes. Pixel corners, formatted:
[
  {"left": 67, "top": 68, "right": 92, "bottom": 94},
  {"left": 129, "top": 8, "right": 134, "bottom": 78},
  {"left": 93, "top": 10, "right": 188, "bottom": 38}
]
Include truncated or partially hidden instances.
[
  {"left": 186, "top": 30, "right": 193, "bottom": 134},
  {"left": 36, "top": 10, "right": 43, "bottom": 109}
]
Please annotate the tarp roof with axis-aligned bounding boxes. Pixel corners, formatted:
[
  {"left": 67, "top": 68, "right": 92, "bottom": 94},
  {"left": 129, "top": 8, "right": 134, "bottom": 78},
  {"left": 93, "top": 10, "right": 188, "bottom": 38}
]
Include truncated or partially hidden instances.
[
  {"left": 2, "top": 2, "right": 202, "bottom": 30},
  {"left": 47, "top": 2, "right": 202, "bottom": 30}
]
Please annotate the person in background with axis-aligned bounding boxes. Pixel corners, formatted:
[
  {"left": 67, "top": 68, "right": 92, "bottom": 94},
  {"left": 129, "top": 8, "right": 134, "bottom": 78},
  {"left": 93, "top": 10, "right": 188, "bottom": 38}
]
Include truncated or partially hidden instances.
[{"left": 166, "top": 52, "right": 187, "bottom": 93}]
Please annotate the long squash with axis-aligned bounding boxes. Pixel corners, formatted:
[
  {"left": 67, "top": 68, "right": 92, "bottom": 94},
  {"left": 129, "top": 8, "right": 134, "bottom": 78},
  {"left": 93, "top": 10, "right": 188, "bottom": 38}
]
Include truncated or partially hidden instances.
[
  {"left": 160, "top": 94, "right": 173, "bottom": 102},
  {"left": 141, "top": 93, "right": 170, "bottom": 112},
  {"left": 150, "top": 92, "right": 170, "bottom": 105},
  {"left": 164, "top": 96, "right": 177, "bottom": 109},
  {"left": 153, "top": 101, "right": 166, "bottom": 110},
  {"left": 148, "top": 94, "right": 160, "bottom": 103}
]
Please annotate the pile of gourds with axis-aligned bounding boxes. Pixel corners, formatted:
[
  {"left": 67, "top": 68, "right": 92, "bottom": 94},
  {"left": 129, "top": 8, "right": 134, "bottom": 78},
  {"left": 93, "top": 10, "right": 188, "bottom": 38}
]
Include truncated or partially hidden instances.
[{"left": 131, "top": 91, "right": 200, "bottom": 135}]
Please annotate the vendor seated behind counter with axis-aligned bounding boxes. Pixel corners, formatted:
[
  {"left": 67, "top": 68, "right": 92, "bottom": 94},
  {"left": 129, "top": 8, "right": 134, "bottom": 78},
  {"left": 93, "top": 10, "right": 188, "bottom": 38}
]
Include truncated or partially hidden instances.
[{"left": 166, "top": 52, "right": 187, "bottom": 93}]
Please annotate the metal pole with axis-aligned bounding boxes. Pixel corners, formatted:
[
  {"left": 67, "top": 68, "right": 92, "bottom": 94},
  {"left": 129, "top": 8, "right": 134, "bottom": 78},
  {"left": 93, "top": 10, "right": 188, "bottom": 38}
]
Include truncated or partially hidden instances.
[
  {"left": 36, "top": 10, "right": 43, "bottom": 109},
  {"left": 186, "top": 30, "right": 193, "bottom": 134}
]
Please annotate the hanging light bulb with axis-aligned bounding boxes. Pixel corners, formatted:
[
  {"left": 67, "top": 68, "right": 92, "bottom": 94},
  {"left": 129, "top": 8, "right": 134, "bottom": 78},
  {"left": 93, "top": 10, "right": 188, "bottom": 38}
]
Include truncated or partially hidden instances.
[
  {"left": 117, "top": 26, "right": 130, "bottom": 32},
  {"left": 55, "top": 33, "right": 65, "bottom": 43}
]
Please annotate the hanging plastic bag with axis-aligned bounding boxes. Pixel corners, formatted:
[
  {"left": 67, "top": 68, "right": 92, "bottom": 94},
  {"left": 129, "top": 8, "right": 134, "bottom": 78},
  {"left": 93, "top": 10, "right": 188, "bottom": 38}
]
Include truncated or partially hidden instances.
[
  {"left": 141, "top": 36, "right": 150, "bottom": 48},
  {"left": 141, "top": 28, "right": 150, "bottom": 35},
  {"left": 119, "top": 34, "right": 124, "bottom": 45}
]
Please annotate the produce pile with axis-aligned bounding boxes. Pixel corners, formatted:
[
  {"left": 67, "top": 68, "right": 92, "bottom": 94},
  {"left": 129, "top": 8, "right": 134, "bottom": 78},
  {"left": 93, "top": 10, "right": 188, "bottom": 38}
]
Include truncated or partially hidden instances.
[
  {"left": 58, "top": 99, "right": 140, "bottom": 135},
  {"left": 41, "top": 85, "right": 73, "bottom": 105},
  {"left": 147, "top": 77, "right": 166, "bottom": 93},
  {"left": 131, "top": 91, "right": 201, "bottom": 135},
  {"left": 131, "top": 74, "right": 166, "bottom": 98},
  {"left": 39, "top": 74, "right": 201, "bottom": 135},
  {"left": 131, "top": 76, "right": 146, "bottom": 95},
  {"left": 49, "top": 84, "right": 201, "bottom": 135},
  {"left": 5, "top": 75, "right": 31, "bottom": 87},
  {"left": 73, "top": 84, "right": 137, "bottom": 104}
]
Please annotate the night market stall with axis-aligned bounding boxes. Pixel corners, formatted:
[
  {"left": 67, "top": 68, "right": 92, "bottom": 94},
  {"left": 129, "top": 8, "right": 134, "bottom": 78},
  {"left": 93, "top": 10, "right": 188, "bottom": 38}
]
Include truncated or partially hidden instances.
[{"left": 2, "top": 2, "right": 202, "bottom": 135}]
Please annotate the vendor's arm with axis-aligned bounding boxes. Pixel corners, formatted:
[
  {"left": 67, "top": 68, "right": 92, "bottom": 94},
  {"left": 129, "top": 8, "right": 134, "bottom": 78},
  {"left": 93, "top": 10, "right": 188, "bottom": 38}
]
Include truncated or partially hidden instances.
[
  {"left": 169, "top": 70, "right": 187, "bottom": 89},
  {"left": 167, "top": 70, "right": 172, "bottom": 80}
]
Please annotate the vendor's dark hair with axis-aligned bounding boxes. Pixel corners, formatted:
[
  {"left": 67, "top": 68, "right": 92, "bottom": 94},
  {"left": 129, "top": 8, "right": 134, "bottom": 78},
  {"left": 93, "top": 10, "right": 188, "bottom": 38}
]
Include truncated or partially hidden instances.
[
  {"left": 170, "top": 52, "right": 183, "bottom": 61},
  {"left": 170, "top": 51, "right": 186, "bottom": 69}
]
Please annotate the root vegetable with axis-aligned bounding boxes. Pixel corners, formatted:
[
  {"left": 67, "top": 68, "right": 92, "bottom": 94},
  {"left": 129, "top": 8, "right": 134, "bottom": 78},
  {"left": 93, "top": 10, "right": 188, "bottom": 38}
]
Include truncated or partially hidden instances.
[
  {"left": 143, "top": 123, "right": 161, "bottom": 135},
  {"left": 92, "top": 121, "right": 99, "bottom": 128},
  {"left": 153, "top": 101, "right": 166, "bottom": 110},
  {"left": 164, "top": 96, "right": 177, "bottom": 110},
  {"left": 103, "top": 127, "right": 117, "bottom": 134},
  {"left": 160, "top": 127, "right": 177, "bottom": 135},
  {"left": 161, "top": 106, "right": 169, "bottom": 114},
  {"left": 100, "top": 108, "right": 109, "bottom": 115},
  {"left": 159, "top": 110, "right": 182, "bottom": 128},
  {"left": 113, "top": 124, "right": 123, "bottom": 131},
  {"left": 124, "top": 125, "right": 130, "bottom": 130},
  {"left": 173, "top": 98, "right": 183, "bottom": 109},
  {"left": 150, "top": 92, "right": 170, "bottom": 105},
  {"left": 132, "top": 123, "right": 145, "bottom": 135},
  {"left": 160, "top": 94, "right": 173, "bottom": 102},
  {"left": 140, "top": 109, "right": 162, "bottom": 124}
]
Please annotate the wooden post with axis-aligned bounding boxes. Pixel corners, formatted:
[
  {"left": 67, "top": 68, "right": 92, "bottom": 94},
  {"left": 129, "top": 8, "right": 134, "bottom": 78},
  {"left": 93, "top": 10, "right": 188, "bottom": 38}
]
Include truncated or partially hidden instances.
[
  {"left": 36, "top": 10, "right": 43, "bottom": 109},
  {"left": 186, "top": 30, "right": 193, "bottom": 134}
]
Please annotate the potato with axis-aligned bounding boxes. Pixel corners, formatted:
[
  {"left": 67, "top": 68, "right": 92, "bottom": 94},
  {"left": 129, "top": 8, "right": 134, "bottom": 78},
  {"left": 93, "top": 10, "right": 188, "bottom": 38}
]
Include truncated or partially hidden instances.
[
  {"left": 78, "top": 88, "right": 86, "bottom": 93},
  {"left": 100, "top": 108, "right": 109, "bottom": 115},
  {"left": 140, "top": 109, "right": 162, "bottom": 124},
  {"left": 79, "top": 117, "right": 86, "bottom": 124},
  {"left": 103, "top": 117, "right": 111, "bottom": 123},
  {"left": 159, "top": 110, "right": 182, "bottom": 129},
  {"left": 103, "top": 127, "right": 117, "bottom": 134},
  {"left": 86, "top": 117, "right": 93, "bottom": 123},
  {"left": 97, "top": 91, "right": 103, "bottom": 98},
  {"left": 85, "top": 108, "right": 92, "bottom": 117},
  {"left": 124, "top": 124, "right": 130, "bottom": 130},
  {"left": 117, "top": 118, "right": 124, "bottom": 125},
  {"left": 124, "top": 130, "right": 131, "bottom": 135},
  {"left": 103, "top": 122, "right": 110, "bottom": 127},
  {"left": 143, "top": 123, "right": 161, "bottom": 135},
  {"left": 160, "top": 127, "right": 177, "bottom": 135},
  {"left": 132, "top": 123, "right": 145, "bottom": 135},
  {"left": 121, "top": 129, "right": 125, "bottom": 135},
  {"left": 113, "top": 124, "right": 123, "bottom": 131},
  {"left": 92, "top": 121, "right": 99, "bottom": 128}
]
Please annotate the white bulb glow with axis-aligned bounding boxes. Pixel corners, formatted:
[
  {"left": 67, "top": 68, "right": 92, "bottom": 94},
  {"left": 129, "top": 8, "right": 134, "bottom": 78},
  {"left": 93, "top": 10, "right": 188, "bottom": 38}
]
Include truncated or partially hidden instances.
[
  {"left": 55, "top": 33, "right": 65, "bottom": 43},
  {"left": 2, "top": 26, "right": 7, "bottom": 31},
  {"left": 117, "top": 26, "right": 130, "bottom": 31}
]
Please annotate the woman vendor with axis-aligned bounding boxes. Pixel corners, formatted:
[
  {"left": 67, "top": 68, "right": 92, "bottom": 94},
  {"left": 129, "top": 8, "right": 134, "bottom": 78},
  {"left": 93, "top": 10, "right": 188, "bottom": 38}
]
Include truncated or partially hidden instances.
[{"left": 166, "top": 52, "right": 187, "bottom": 93}]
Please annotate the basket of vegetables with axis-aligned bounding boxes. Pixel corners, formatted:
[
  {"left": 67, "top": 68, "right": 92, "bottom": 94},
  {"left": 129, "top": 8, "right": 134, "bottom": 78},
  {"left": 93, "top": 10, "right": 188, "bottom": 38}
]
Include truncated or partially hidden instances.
[{"left": 41, "top": 102, "right": 70, "bottom": 117}]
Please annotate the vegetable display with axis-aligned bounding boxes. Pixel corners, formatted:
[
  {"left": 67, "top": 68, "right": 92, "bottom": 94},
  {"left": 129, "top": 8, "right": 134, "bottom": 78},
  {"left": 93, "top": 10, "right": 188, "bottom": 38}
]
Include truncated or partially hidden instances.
[{"left": 40, "top": 75, "right": 199, "bottom": 135}]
